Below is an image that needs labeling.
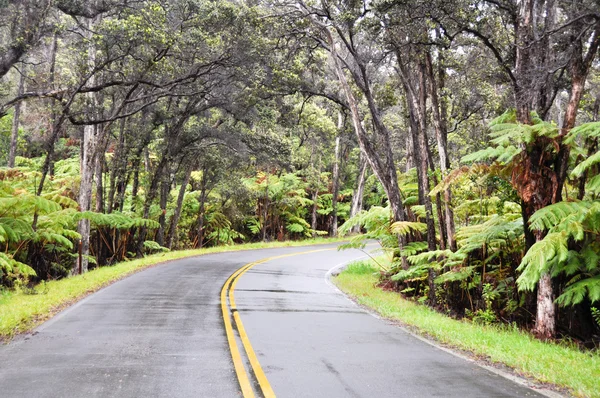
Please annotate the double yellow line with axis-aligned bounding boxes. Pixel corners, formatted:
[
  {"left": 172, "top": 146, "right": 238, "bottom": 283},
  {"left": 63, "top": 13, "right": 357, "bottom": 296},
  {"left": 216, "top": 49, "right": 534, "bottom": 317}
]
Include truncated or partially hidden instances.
[{"left": 220, "top": 249, "right": 332, "bottom": 398}]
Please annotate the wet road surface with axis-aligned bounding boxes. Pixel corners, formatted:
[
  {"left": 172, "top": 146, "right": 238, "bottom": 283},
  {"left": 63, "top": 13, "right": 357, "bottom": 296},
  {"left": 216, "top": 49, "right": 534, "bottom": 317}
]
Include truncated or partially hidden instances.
[
  {"left": 0, "top": 244, "right": 548, "bottom": 397},
  {"left": 236, "top": 247, "right": 546, "bottom": 398}
]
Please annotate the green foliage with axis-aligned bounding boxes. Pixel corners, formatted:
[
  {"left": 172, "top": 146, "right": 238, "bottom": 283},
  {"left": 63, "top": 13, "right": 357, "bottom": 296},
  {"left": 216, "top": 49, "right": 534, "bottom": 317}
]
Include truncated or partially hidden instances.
[
  {"left": 76, "top": 211, "right": 160, "bottom": 230},
  {"left": 472, "top": 283, "right": 498, "bottom": 325},
  {"left": 389, "top": 221, "right": 427, "bottom": 236},
  {"left": 518, "top": 201, "right": 600, "bottom": 306},
  {"left": 143, "top": 240, "right": 170, "bottom": 254},
  {"left": 591, "top": 307, "right": 600, "bottom": 328},
  {"left": 344, "top": 260, "right": 378, "bottom": 275}
]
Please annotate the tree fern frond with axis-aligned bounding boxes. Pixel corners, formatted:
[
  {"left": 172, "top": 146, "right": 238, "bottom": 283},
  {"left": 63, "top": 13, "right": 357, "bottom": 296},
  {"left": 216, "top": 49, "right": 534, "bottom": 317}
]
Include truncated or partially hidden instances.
[
  {"left": 571, "top": 151, "right": 600, "bottom": 178},
  {"left": 564, "top": 121, "right": 600, "bottom": 144},
  {"left": 585, "top": 175, "right": 600, "bottom": 195},
  {"left": 435, "top": 266, "right": 477, "bottom": 284},
  {"left": 517, "top": 232, "right": 568, "bottom": 291},
  {"left": 391, "top": 263, "right": 430, "bottom": 282},
  {"left": 556, "top": 275, "right": 600, "bottom": 306},
  {"left": 400, "top": 241, "right": 428, "bottom": 256},
  {"left": 408, "top": 250, "right": 452, "bottom": 266},
  {"left": 389, "top": 221, "right": 427, "bottom": 236},
  {"left": 528, "top": 201, "right": 591, "bottom": 231}
]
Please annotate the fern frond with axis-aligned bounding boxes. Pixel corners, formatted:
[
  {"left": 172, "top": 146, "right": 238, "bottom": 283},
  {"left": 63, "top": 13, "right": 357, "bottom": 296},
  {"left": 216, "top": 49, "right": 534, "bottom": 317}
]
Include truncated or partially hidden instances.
[
  {"left": 585, "top": 175, "right": 600, "bottom": 195},
  {"left": 389, "top": 221, "right": 427, "bottom": 236},
  {"left": 407, "top": 250, "right": 452, "bottom": 266},
  {"left": 564, "top": 121, "right": 600, "bottom": 144},
  {"left": 528, "top": 201, "right": 591, "bottom": 231},
  {"left": 435, "top": 266, "right": 477, "bottom": 284},
  {"left": 571, "top": 151, "right": 600, "bottom": 178},
  {"left": 400, "top": 241, "right": 428, "bottom": 256},
  {"left": 556, "top": 275, "right": 600, "bottom": 306},
  {"left": 517, "top": 232, "right": 568, "bottom": 291}
]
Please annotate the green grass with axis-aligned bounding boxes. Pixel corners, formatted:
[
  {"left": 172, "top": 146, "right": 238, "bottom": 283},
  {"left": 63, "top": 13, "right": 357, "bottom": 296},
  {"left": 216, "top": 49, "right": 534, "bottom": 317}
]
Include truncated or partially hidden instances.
[
  {"left": 334, "top": 260, "right": 600, "bottom": 398},
  {"left": 0, "top": 237, "right": 348, "bottom": 340}
]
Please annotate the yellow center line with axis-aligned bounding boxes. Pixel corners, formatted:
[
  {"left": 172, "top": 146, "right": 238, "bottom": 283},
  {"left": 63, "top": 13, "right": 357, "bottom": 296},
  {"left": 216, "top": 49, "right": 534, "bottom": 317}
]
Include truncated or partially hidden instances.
[{"left": 222, "top": 248, "right": 334, "bottom": 398}]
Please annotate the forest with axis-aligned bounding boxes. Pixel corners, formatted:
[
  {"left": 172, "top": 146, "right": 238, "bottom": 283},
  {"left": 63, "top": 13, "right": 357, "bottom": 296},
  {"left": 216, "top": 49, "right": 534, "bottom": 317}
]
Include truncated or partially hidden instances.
[{"left": 1, "top": 0, "right": 599, "bottom": 346}]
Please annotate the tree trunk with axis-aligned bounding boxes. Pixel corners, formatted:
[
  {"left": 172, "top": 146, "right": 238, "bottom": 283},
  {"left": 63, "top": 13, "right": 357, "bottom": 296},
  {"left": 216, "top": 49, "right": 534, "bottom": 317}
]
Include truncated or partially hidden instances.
[
  {"left": 398, "top": 53, "right": 437, "bottom": 305},
  {"left": 8, "top": 65, "right": 25, "bottom": 168},
  {"left": 107, "top": 117, "right": 127, "bottom": 212},
  {"left": 156, "top": 167, "right": 171, "bottom": 247},
  {"left": 196, "top": 178, "right": 208, "bottom": 249},
  {"left": 94, "top": 142, "right": 107, "bottom": 213},
  {"left": 311, "top": 189, "right": 318, "bottom": 237},
  {"left": 324, "top": 28, "right": 406, "bottom": 224},
  {"left": 350, "top": 154, "right": 368, "bottom": 233},
  {"left": 330, "top": 123, "right": 341, "bottom": 237},
  {"left": 555, "top": 22, "right": 600, "bottom": 202},
  {"left": 261, "top": 177, "right": 269, "bottom": 242},
  {"left": 425, "top": 51, "right": 456, "bottom": 250},
  {"left": 533, "top": 272, "right": 555, "bottom": 339},
  {"left": 167, "top": 163, "right": 193, "bottom": 249}
]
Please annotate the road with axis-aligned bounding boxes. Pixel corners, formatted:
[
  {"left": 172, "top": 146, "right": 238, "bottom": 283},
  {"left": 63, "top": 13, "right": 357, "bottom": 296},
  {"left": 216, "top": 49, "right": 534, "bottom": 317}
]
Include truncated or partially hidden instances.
[{"left": 0, "top": 243, "right": 547, "bottom": 397}]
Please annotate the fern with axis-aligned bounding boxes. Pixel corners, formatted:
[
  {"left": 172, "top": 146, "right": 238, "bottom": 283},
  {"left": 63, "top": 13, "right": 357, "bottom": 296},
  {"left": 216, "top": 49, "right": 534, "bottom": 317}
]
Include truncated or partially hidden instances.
[
  {"left": 408, "top": 250, "right": 452, "bottom": 266},
  {"left": 143, "top": 240, "right": 170, "bottom": 253},
  {"left": 571, "top": 151, "right": 600, "bottom": 178},
  {"left": 528, "top": 201, "right": 591, "bottom": 231},
  {"left": 555, "top": 276, "right": 600, "bottom": 306},
  {"left": 435, "top": 265, "right": 477, "bottom": 284},
  {"left": 389, "top": 221, "right": 427, "bottom": 236},
  {"left": 75, "top": 211, "right": 160, "bottom": 229},
  {"left": 391, "top": 263, "right": 430, "bottom": 282},
  {"left": 564, "top": 121, "right": 600, "bottom": 144},
  {"left": 517, "top": 232, "right": 568, "bottom": 291},
  {"left": 400, "top": 241, "right": 428, "bottom": 256},
  {"left": 585, "top": 175, "right": 600, "bottom": 195}
]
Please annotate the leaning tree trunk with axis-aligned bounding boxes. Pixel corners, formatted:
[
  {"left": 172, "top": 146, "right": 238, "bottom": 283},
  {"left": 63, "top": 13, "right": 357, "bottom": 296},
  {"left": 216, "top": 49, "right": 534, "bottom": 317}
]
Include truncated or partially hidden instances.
[
  {"left": 8, "top": 65, "right": 25, "bottom": 168},
  {"left": 324, "top": 28, "right": 406, "bottom": 224}
]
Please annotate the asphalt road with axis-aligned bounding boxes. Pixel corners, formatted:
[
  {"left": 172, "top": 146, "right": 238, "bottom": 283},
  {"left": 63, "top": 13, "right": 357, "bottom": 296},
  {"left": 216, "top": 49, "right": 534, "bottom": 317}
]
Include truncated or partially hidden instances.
[{"left": 0, "top": 243, "right": 548, "bottom": 397}]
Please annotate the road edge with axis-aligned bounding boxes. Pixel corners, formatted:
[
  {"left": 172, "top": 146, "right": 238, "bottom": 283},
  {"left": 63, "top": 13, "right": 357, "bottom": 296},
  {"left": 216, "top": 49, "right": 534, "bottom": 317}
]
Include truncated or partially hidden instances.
[{"left": 324, "top": 260, "right": 566, "bottom": 398}]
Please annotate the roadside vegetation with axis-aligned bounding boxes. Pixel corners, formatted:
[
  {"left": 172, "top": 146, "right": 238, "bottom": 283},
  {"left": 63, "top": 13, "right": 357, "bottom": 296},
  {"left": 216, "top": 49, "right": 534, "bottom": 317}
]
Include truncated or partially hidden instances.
[
  {"left": 335, "top": 259, "right": 600, "bottom": 398},
  {"left": 0, "top": 237, "right": 347, "bottom": 340}
]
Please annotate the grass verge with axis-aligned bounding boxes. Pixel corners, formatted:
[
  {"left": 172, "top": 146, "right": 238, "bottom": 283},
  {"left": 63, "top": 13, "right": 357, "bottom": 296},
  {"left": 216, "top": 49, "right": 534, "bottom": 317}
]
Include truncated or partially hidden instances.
[
  {"left": 0, "top": 237, "right": 348, "bottom": 341},
  {"left": 334, "top": 260, "right": 600, "bottom": 398}
]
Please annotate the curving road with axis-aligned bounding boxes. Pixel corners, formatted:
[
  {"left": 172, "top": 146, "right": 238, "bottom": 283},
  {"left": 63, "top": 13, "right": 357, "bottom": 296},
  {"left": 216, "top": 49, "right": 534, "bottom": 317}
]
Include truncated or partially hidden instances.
[{"left": 0, "top": 244, "right": 548, "bottom": 397}]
